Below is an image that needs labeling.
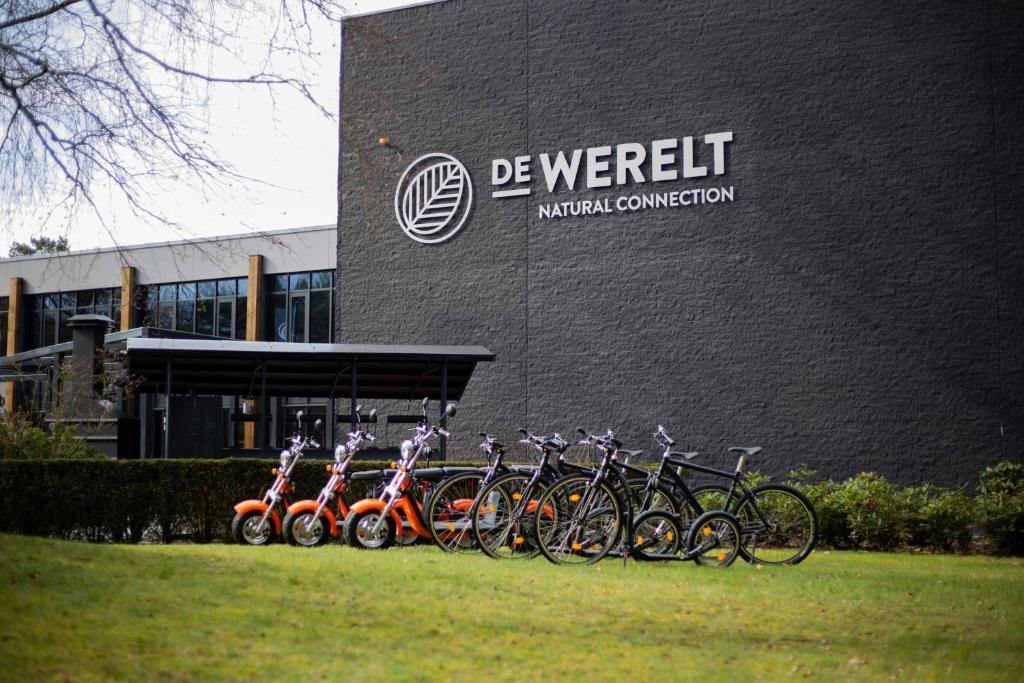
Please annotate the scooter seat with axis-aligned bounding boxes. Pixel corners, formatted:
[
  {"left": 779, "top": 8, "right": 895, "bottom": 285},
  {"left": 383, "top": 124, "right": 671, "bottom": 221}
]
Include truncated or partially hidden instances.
[
  {"left": 441, "top": 466, "right": 484, "bottom": 476},
  {"left": 350, "top": 470, "right": 387, "bottom": 481},
  {"left": 414, "top": 467, "right": 446, "bottom": 481}
]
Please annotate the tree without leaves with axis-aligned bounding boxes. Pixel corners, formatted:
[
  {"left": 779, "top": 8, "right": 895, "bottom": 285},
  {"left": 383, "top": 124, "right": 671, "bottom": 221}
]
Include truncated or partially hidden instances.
[
  {"left": 0, "top": 0, "right": 342, "bottom": 245},
  {"left": 8, "top": 234, "right": 70, "bottom": 256}
]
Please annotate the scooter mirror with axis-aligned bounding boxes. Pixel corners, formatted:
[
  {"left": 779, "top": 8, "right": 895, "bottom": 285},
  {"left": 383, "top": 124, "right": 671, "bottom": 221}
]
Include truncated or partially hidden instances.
[
  {"left": 314, "top": 418, "right": 323, "bottom": 435},
  {"left": 421, "top": 396, "right": 429, "bottom": 410},
  {"left": 369, "top": 408, "right": 377, "bottom": 421},
  {"left": 355, "top": 404, "right": 362, "bottom": 414},
  {"left": 296, "top": 410, "right": 304, "bottom": 422},
  {"left": 445, "top": 403, "right": 458, "bottom": 418}
]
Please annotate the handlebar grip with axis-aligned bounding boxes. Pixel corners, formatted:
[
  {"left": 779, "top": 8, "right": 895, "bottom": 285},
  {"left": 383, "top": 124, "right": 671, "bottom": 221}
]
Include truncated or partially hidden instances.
[
  {"left": 519, "top": 428, "right": 529, "bottom": 436},
  {"left": 610, "top": 437, "right": 622, "bottom": 448},
  {"left": 479, "top": 432, "right": 489, "bottom": 438},
  {"left": 577, "top": 427, "right": 588, "bottom": 436},
  {"left": 437, "top": 428, "right": 450, "bottom": 438}
]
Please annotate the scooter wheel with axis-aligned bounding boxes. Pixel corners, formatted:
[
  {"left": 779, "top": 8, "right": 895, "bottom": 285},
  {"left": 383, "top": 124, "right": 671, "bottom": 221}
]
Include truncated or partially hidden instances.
[
  {"left": 343, "top": 509, "right": 396, "bottom": 549},
  {"left": 231, "top": 510, "right": 277, "bottom": 546},
  {"left": 283, "top": 510, "right": 331, "bottom": 547}
]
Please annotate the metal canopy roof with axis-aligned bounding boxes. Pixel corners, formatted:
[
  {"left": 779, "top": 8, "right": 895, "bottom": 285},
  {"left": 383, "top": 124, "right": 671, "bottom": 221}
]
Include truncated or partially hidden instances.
[{"left": 125, "top": 338, "right": 495, "bottom": 400}]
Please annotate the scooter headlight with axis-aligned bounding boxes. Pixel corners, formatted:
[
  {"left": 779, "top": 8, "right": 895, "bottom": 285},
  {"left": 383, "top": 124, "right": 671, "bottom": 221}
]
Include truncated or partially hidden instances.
[
  {"left": 279, "top": 450, "right": 290, "bottom": 468},
  {"left": 400, "top": 440, "right": 415, "bottom": 459},
  {"left": 334, "top": 445, "right": 348, "bottom": 462}
]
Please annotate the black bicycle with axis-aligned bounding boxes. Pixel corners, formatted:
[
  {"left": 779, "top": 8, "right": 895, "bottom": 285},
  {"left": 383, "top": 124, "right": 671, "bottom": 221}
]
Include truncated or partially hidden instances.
[
  {"left": 533, "top": 428, "right": 743, "bottom": 567},
  {"left": 648, "top": 425, "right": 818, "bottom": 565}
]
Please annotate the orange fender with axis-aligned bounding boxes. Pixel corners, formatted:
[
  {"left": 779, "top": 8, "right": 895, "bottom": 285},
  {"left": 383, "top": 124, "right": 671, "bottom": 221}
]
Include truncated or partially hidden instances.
[
  {"left": 347, "top": 498, "right": 404, "bottom": 534},
  {"left": 452, "top": 498, "right": 474, "bottom": 513},
  {"left": 233, "top": 500, "right": 281, "bottom": 534},
  {"left": 286, "top": 500, "right": 340, "bottom": 537},
  {"left": 526, "top": 500, "right": 555, "bottom": 519}
]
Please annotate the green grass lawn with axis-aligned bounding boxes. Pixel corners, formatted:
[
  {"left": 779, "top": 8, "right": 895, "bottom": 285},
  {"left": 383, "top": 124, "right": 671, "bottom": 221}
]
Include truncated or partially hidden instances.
[{"left": 0, "top": 534, "right": 1021, "bottom": 681}]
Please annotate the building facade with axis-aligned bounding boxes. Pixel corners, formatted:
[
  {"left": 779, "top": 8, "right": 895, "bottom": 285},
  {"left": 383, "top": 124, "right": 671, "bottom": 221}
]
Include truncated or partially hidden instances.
[
  {"left": 336, "top": 0, "right": 1024, "bottom": 484},
  {"left": 0, "top": 226, "right": 337, "bottom": 455}
]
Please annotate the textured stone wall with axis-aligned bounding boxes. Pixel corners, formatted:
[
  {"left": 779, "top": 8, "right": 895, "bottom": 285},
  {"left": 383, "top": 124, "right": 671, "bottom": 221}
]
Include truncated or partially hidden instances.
[{"left": 337, "top": 0, "right": 1024, "bottom": 484}]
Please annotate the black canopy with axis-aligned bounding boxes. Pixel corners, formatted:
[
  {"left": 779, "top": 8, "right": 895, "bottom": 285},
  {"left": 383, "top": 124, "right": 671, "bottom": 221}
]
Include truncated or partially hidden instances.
[{"left": 125, "top": 338, "right": 494, "bottom": 400}]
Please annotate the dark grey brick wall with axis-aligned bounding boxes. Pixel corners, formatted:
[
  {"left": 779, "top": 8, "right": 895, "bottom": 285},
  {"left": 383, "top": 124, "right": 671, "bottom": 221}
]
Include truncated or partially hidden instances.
[{"left": 337, "top": 0, "right": 1024, "bottom": 485}]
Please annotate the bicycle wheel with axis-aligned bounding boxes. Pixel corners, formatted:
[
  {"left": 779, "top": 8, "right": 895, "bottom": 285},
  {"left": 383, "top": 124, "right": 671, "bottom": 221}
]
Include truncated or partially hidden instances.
[
  {"left": 534, "top": 475, "right": 622, "bottom": 565},
  {"left": 426, "top": 472, "right": 484, "bottom": 552},
  {"left": 632, "top": 509, "right": 681, "bottom": 561},
  {"left": 733, "top": 484, "right": 817, "bottom": 565},
  {"left": 471, "top": 472, "right": 547, "bottom": 560},
  {"left": 686, "top": 511, "right": 741, "bottom": 567},
  {"left": 627, "top": 479, "right": 680, "bottom": 517}
]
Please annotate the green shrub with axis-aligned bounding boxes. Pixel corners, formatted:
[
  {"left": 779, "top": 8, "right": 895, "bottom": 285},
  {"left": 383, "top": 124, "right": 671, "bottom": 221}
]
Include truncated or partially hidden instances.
[
  {"left": 901, "top": 485, "right": 975, "bottom": 553},
  {"left": 0, "top": 413, "right": 101, "bottom": 459},
  {"left": 977, "top": 460, "right": 1024, "bottom": 555}
]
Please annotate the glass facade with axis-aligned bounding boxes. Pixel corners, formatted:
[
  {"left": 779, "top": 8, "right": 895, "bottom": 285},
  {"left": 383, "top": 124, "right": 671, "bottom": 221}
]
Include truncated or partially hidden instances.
[
  {"left": 23, "top": 287, "right": 121, "bottom": 350},
  {"left": 143, "top": 277, "right": 247, "bottom": 339},
  {"left": 267, "top": 270, "right": 333, "bottom": 343}
]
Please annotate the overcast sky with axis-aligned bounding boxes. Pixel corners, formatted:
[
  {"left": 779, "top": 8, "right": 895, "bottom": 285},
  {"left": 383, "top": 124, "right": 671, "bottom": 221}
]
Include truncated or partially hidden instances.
[{"left": 6, "top": 0, "right": 437, "bottom": 253}]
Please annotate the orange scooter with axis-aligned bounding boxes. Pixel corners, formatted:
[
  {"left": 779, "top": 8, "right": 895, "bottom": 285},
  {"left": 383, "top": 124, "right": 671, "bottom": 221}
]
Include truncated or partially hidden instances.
[
  {"left": 281, "top": 406, "right": 383, "bottom": 547},
  {"left": 343, "top": 399, "right": 457, "bottom": 549},
  {"left": 231, "top": 411, "right": 320, "bottom": 545}
]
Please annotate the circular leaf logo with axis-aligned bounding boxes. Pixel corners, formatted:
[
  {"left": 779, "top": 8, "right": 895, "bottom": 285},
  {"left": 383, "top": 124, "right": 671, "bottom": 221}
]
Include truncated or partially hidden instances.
[{"left": 394, "top": 153, "right": 473, "bottom": 244}]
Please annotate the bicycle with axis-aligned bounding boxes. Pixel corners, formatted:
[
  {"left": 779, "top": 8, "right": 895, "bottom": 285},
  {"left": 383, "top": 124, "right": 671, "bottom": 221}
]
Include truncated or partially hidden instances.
[{"left": 533, "top": 428, "right": 743, "bottom": 567}]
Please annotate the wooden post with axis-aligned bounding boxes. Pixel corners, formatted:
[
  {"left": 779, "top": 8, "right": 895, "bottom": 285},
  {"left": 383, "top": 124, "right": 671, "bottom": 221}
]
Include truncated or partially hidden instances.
[
  {"left": 243, "top": 255, "right": 263, "bottom": 448},
  {"left": 4, "top": 277, "right": 23, "bottom": 413},
  {"left": 120, "top": 266, "right": 135, "bottom": 331}
]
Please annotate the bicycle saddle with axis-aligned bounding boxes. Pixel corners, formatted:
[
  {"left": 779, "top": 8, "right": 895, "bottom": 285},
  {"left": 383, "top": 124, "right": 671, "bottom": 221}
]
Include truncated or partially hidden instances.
[
  {"left": 670, "top": 451, "right": 699, "bottom": 460},
  {"left": 728, "top": 446, "right": 762, "bottom": 457},
  {"left": 618, "top": 449, "right": 643, "bottom": 458}
]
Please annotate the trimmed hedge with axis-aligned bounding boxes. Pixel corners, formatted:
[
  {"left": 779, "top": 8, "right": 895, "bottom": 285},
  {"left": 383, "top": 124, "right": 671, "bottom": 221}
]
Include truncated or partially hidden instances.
[
  {"left": 0, "top": 459, "right": 473, "bottom": 544},
  {"left": 1, "top": 458, "right": 1021, "bottom": 553}
]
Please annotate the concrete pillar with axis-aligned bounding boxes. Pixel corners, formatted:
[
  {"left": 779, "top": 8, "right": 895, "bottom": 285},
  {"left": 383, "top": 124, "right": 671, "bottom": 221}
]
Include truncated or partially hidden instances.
[
  {"left": 120, "top": 266, "right": 135, "bottom": 331},
  {"left": 244, "top": 255, "right": 263, "bottom": 448},
  {"left": 63, "top": 314, "right": 114, "bottom": 416},
  {"left": 4, "top": 277, "right": 23, "bottom": 413}
]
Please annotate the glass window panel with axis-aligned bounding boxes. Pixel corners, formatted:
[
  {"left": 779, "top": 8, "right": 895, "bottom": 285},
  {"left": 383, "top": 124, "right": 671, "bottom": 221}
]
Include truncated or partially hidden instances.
[
  {"left": 309, "top": 291, "right": 331, "bottom": 343},
  {"left": 289, "top": 295, "right": 306, "bottom": 342},
  {"left": 237, "top": 278, "right": 248, "bottom": 296},
  {"left": 158, "top": 303, "right": 175, "bottom": 329},
  {"left": 111, "top": 288, "right": 120, "bottom": 305},
  {"left": 177, "top": 283, "right": 195, "bottom": 301},
  {"left": 235, "top": 296, "right": 247, "bottom": 340},
  {"left": 159, "top": 284, "right": 176, "bottom": 302},
  {"left": 147, "top": 287, "right": 158, "bottom": 308},
  {"left": 218, "top": 300, "right": 234, "bottom": 337},
  {"left": 311, "top": 270, "right": 333, "bottom": 289},
  {"left": 0, "top": 297, "right": 7, "bottom": 312},
  {"left": 198, "top": 281, "right": 216, "bottom": 299},
  {"left": 95, "top": 289, "right": 110, "bottom": 307},
  {"left": 43, "top": 295, "right": 56, "bottom": 310},
  {"left": 94, "top": 305, "right": 111, "bottom": 319},
  {"left": 217, "top": 279, "right": 235, "bottom": 297},
  {"left": 43, "top": 310, "right": 57, "bottom": 346},
  {"left": 272, "top": 275, "right": 288, "bottom": 292},
  {"left": 289, "top": 273, "right": 309, "bottom": 291},
  {"left": 112, "top": 306, "right": 121, "bottom": 330},
  {"left": 77, "top": 291, "right": 94, "bottom": 308},
  {"left": 76, "top": 305, "right": 92, "bottom": 315},
  {"left": 26, "top": 312, "right": 41, "bottom": 349},
  {"left": 60, "top": 293, "right": 75, "bottom": 309},
  {"left": 195, "top": 299, "right": 214, "bottom": 335},
  {"left": 176, "top": 301, "right": 194, "bottom": 332},
  {"left": 271, "top": 294, "right": 287, "bottom": 341},
  {"left": 0, "top": 313, "right": 6, "bottom": 355}
]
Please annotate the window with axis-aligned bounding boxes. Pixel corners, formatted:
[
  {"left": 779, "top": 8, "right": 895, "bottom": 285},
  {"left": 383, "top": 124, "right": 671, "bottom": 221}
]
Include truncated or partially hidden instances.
[
  {"left": 266, "top": 270, "right": 333, "bottom": 343},
  {"left": 22, "top": 287, "right": 122, "bottom": 351},
  {"left": 142, "top": 277, "right": 247, "bottom": 339}
]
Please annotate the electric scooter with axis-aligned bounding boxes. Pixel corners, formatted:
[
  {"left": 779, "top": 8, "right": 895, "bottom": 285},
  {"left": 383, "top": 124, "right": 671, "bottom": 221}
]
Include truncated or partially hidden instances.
[
  {"left": 231, "top": 411, "right": 321, "bottom": 545},
  {"left": 343, "top": 399, "right": 456, "bottom": 549}
]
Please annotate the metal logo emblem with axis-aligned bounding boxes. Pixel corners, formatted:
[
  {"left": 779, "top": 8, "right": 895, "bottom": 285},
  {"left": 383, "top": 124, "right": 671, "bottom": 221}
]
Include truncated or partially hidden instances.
[{"left": 394, "top": 153, "right": 473, "bottom": 244}]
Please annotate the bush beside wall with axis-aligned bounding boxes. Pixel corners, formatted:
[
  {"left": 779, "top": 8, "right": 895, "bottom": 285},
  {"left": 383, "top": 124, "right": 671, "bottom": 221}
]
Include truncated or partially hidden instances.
[{"left": 0, "top": 459, "right": 1020, "bottom": 553}]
